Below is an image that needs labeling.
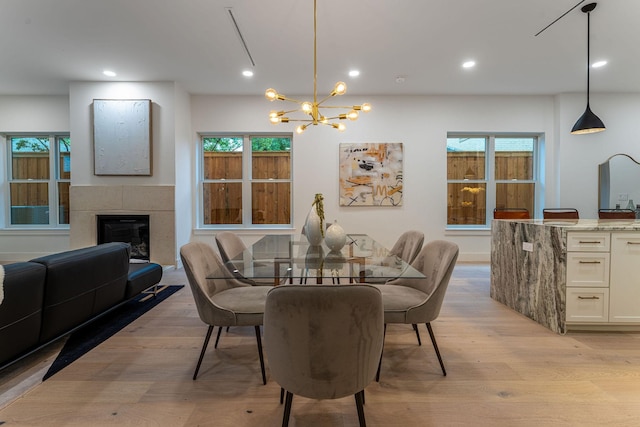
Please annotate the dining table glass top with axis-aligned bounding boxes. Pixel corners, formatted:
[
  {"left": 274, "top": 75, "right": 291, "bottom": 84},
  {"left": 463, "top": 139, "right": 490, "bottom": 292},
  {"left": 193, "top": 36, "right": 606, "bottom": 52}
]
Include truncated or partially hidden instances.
[{"left": 213, "top": 233, "right": 425, "bottom": 284}]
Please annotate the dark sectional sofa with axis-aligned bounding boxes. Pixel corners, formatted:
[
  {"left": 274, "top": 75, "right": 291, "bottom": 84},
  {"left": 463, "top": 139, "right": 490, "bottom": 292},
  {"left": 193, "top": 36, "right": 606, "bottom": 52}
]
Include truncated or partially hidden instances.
[{"left": 0, "top": 242, "right": 163, "bottom": 370}]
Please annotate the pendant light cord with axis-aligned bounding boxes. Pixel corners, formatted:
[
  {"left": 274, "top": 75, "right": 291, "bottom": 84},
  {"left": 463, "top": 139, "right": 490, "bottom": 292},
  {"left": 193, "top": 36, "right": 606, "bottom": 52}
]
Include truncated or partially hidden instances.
[{"left": 586, "top": 10, "right": 591, "bottom": 105}]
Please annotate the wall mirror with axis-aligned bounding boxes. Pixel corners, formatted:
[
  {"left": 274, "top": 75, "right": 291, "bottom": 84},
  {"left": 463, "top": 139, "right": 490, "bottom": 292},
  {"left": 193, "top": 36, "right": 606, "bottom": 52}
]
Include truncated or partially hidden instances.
[{"left": 598, "top": 153, "right": 640, "bottom": 209}]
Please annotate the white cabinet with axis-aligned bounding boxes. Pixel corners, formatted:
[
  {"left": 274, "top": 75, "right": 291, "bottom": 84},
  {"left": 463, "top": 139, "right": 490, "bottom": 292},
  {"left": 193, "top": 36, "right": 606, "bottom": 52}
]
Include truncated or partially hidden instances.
[
  {"left": 565, "top": 232, "right": 610, "bottom": 324},
  {"left": 609, "top": 232, "right": 640, "bottom": 322}
]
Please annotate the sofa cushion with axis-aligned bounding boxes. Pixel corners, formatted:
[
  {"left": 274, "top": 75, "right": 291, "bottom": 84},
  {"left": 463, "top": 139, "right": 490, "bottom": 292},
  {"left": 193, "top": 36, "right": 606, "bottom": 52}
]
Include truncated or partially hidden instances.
[
  {"left": 125, "top": 263, "right": 163, "bottom": 299},
  {"left": 0, "top": 262, "right": 46, "bottom": 367},
  {"left": 31, "top": 242, "right": 131, "bottom": 342}
]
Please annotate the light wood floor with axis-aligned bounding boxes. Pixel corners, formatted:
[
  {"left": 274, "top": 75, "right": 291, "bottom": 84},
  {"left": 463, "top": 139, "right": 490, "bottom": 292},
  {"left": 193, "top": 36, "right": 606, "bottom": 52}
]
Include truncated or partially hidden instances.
[{"left": 2, "top": 264, "right": 640, "bottom": 426}]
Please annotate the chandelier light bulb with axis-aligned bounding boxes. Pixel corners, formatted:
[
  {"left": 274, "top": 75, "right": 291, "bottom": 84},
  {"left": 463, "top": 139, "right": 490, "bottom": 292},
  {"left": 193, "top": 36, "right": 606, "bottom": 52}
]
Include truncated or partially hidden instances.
[
  {"left": 296, "top": 125, "right": 307, "bottom": 134},
  {"left": 347, "top": 110, "right": 359, "bottom": 121},
  {"left": 332, "top": 81, "right": 347, "bottom": 96},
  {"left": 265, "top": 88, "right": 278, "bottom": 100},
  {"left": 361, "top": 103, "right": 372, "bottom": 113},
  {"left": 301, "top": 102, "right": 313, "bottom": 113}
]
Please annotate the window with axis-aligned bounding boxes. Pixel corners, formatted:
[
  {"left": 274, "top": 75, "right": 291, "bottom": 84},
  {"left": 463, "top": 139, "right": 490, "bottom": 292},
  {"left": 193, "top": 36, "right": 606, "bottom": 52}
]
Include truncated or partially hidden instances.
[
  {"left": 7, "top": 135, "right": 70, "bottom": 226},
  {"left": 199, "top": 134, "right": 292, "bottom": 227},
  {"left": 447, "top": 134, "right": 539, "bottom": 226}
]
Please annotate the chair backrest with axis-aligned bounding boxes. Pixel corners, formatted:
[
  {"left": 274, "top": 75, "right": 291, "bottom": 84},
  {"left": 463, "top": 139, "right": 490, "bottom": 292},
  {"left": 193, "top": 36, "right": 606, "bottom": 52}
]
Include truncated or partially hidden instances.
[
  {"left": 387, "top": 240, "right": 459, "bottom": 323},
  {"left": 493, "top": 208, "right": 530, "bottom": 219},
  {"left": 215, "top": 231, "right": 247, "bottom": 263},
  {"left": 598, "top": 209, "right": 636, "bottom": 219},
  {"left": 543, "top": 208, "right": 579, "bottom": 220},
  {"left": 179, "top": 241, "right": 249, "bottom": 326},
  {"left": 389, "top": 230, "right": 425, "bottom": 264},
  {"left": 264, "top": 285, "right": 384, "bottom": 400}
]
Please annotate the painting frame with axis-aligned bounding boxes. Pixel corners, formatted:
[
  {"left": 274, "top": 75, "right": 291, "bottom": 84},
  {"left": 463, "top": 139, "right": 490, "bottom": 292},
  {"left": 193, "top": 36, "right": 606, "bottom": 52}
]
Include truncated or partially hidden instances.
[
  {"left": 339, "top": 142, "right": 403, "bottom": 206},
  {"left": 93, "top": 99, "right": 152, "bottom": 176}
]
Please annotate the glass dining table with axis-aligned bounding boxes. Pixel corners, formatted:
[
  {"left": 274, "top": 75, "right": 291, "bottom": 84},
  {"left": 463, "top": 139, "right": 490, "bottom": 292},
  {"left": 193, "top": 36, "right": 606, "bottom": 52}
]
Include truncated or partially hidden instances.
[{"left": 213, "top": 233, "right": 425, "bottom": 285}]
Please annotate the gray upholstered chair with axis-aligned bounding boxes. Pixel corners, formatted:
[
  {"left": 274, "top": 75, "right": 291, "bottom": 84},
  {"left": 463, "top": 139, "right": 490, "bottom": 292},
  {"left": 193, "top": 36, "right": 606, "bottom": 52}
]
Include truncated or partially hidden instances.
[
  {"left": 215, "top": 231, "right": 274, "bottom": 286},
  {"left": 367, "top": 230, "right": 425, "bottom": 285},
  {"left": 371, "top": 240, "right": 459, "bottom": 380},
  {"left": 179, "top": 241, "right": 269, "bottom": 384},
  {"left": 264, "top": 284, "right": 384, "bottom": 427}
]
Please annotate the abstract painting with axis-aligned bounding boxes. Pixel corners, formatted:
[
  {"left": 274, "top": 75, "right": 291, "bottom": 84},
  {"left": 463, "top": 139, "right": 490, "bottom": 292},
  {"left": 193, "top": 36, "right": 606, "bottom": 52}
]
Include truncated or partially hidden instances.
[
  {"left": 93, "top": 99, "right": 152, "bottom": 176},
  {"left": 339, "top": 142, "right": 403, "bottom": 206}
]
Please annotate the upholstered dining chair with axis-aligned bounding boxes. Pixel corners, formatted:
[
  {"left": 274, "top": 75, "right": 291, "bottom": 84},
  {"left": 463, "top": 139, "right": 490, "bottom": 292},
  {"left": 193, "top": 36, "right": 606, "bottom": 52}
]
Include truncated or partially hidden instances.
[
  {"left": 179, "top": 241, "right": 269, "bottom": 384},
  {"left": 215, "top": 231, "right": 274, "bottom": 286},
  {"left": 370, "top": 240, "right": 459, "bottom": 380},
  {"left": 598, "top": 209, "right": 636, "bottom": 219},
  {"left": 543, "top": 208, "right": 580, "bottom": 220},
  {"left": 367, "top": 230, "right": 425, "bottom": 285},
  {"left": 264, "top": 284, "right": 384, "bottom": 427},
  {"left": 493, "top": 207, "right": 530, "bottom": 219}
]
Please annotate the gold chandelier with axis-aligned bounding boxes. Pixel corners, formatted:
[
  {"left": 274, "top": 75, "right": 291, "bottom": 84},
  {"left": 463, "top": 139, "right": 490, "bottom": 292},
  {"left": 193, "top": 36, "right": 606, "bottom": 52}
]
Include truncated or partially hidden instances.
[{"left": 265, "top": 0, "right": 371, "bottom": 134}]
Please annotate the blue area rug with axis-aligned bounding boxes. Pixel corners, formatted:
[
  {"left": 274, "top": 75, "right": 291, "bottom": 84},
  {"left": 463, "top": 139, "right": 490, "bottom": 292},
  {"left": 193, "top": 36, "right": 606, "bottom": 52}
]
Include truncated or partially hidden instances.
[{"left": 43, "top": 285, "right": 183, "bottom": 380}]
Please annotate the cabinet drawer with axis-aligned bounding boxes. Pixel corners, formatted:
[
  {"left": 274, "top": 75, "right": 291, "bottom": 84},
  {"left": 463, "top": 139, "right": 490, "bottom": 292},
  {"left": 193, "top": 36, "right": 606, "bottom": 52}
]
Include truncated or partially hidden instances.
[
  {"left": 566, "top": 252, "right": 610, "bottom": 287},
  {"left": 566, "top": 287, "right": 609, "bottom": 323},
  {"left": 567, "top": 232, "right": 610, "bottom": 252}
]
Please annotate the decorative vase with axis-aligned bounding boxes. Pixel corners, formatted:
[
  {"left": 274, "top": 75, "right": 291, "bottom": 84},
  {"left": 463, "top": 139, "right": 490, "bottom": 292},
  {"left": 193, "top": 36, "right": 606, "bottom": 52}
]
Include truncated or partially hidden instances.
[
  {"left": 305, "top": 245, "right": 324, "bottom": 270},
  {"left": 324, "top": 250, "right": 346, "bottom": 270},
  {"left": 325, "top": 220, "right": 347, "bottom": 251},
  {"left": 304, "top": 194, "right": 325, "bottom": 245}
]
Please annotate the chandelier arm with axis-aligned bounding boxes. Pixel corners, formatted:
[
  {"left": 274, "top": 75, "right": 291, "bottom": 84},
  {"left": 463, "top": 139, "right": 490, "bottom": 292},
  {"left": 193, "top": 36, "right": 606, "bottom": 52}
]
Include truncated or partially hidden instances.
[
  {"left": 280, "top": 108, "right": 303, "bottom": 114},
  {"left": 275, "top": 96, "right": 305, "bottom": 104},
  {"left": 281, "top": 118, "right": 314, "bottom": 123},
  {"left": 319, "top": 105, "right": 355, "bottom": 109}
]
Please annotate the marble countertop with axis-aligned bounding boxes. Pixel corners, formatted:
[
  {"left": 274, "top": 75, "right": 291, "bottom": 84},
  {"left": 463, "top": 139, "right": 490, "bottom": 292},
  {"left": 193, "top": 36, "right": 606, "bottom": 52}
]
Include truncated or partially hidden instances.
[{"left": 493, "top": 218, "right": 640, "bottom": 231}]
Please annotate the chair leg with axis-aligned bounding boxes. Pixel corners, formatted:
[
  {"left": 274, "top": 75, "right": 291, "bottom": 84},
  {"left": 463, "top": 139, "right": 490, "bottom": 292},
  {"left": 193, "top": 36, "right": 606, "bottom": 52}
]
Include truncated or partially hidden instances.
[
  {"left": 412, "top": 324, "right": 422, "bottom": 346},
  {"left": 214, "top": 326, "right": 223, "bottom": 349},
  {"left": 255, "top": 325, "right": 267, "bottom": 385},
  {"left": 193, "top": 325, "right": 214, "bottom": 380},
  {"left": 280, "top": 387, "right": 285, "bottom": 404},
  {"left": 426, "top": 322, "right": 446, "bottom": 376},
  {"left": 375, "top": 324, "right": 387, "bottom": 382},
  {"left": 355, "top": 390, "right": 367, "bottom": 427},
  {"left": 282, "top": 391, "right": 294, "bottom": 427}
]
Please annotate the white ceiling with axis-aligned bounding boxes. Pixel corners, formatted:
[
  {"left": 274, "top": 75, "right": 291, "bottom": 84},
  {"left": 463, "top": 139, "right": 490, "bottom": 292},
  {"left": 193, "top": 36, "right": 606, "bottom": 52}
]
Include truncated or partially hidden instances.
[{"left": 1, "top": 0, "right": 639, "bottom": 97}]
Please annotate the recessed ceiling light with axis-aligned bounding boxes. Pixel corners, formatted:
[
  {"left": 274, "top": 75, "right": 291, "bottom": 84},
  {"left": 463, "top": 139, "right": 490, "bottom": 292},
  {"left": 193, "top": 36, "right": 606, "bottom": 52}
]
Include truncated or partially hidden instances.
[
  {"left": 462, "top": 61, "right": 476, "bottom": 69},
  {"left": 592, "top": 60, "right": 607, "bottom": 68},
  {"left": 103, "top": 70, "right": 117, "bottom": 77},
  {"left": 242, "top": 70, "right": 254, "bottom": 77},
  {"left": 349, "top": 70, "right": 360, "bottom": 77}
]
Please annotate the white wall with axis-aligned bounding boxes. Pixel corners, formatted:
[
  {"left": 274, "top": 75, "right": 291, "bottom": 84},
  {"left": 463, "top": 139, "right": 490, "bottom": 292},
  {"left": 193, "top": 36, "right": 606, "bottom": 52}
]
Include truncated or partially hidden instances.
[
  {"left": 191, "top": 94, "right": 555, "bottom": 261},
  {"left": 69, "top": 82, "right": 177, "bottom": 186},
  {"left": 4, "top": 90, "right": 640, "bottom": 262},
  {"left": 557, "top": 93, "right": 640, "bottom": 219},
  {"left": 173, "top": 84, "right": 194, "bottom": 266},
  {"left": 0, "top": 96, "right": 70, "bottom": 261}
]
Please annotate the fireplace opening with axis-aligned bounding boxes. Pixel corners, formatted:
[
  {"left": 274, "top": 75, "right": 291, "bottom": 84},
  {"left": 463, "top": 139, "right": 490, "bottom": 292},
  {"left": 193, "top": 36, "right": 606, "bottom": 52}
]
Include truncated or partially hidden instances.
[{"left": 97, "top": 214, "right": 150, "bottom": 262}]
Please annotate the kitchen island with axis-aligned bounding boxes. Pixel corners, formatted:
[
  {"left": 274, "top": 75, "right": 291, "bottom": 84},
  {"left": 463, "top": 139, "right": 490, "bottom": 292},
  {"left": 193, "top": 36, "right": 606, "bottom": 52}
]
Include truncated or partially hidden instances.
[{"left": 491, "top": 219, "right": 640, "bottom": 334}]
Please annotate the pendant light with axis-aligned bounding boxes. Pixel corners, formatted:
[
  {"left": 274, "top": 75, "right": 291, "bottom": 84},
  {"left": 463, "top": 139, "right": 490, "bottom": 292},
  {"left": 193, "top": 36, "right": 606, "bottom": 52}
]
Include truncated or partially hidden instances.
[{"left": 571, "top": 2, "right": 605, "bottom": 135}]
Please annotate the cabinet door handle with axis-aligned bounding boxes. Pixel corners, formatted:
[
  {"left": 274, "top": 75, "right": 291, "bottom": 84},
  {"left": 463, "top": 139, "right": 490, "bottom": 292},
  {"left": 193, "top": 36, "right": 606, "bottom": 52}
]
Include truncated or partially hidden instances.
[
  {"left": 578, "top": 260, "right": 601, "bottom": 264},
  {"left": 578, "top": 241, "right": 602, "bottom": 244},
  {"left": 578, "top": 296, "right": 600, "bottom": 300},
  {"left": 626, "top": 242, "right": 640, "bottom": 245}
]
